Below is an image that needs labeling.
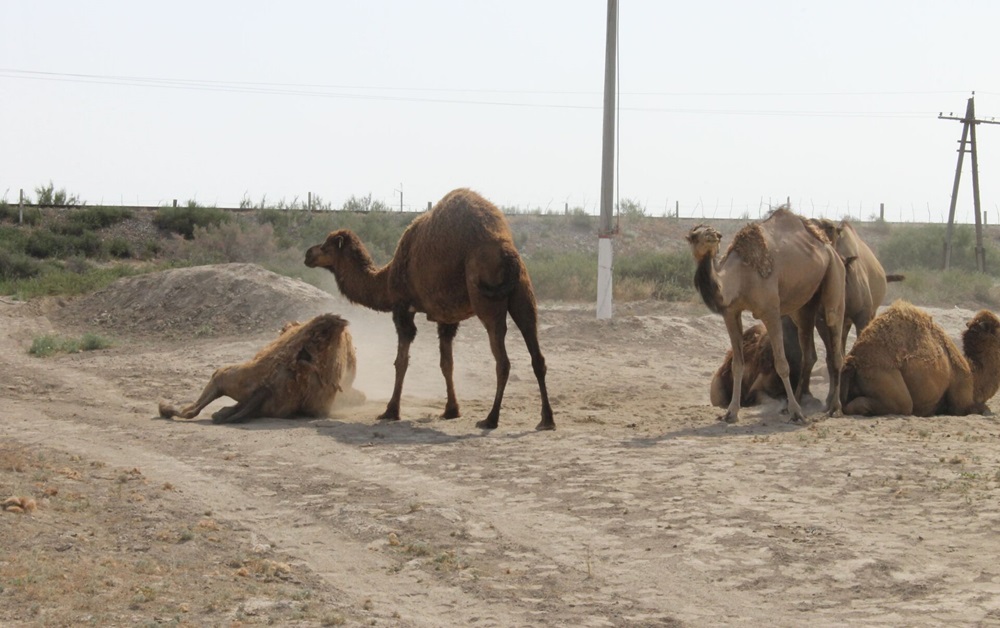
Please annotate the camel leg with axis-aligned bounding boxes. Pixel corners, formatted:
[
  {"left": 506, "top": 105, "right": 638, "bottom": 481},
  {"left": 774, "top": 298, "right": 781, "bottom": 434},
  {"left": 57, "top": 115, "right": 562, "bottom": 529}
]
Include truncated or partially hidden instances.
[
  {"left": 721, "top": 310, "right": 745, "bottom": 424},
  {"left": 818, "top": 269, "right": 846, "bottom": 417},
  {"left": 508, "top": 285, "right": 555, "bottom": 431},
  {"left": 764, "top": 312, "right": 805, "bottom": 423},
  {"left": 438, "top": 322, "right": 461, "bottom": 419},
  {"left": 843, "top": 370, "right": 913, "bottom": 416},
  {"left": 476, "top": 314, "right": 510, "bottom": 430},
  {"left": 791, "top": 305, "right": 819, "bottom": 404},
  {"left": 212, "top": 387, "right": 270, "bottom": 424},
  {"left": 159, "top": 372, "right": 226, "bottom": 420},
  {"left": 381, "top": 308, "right": 417, "bottom": 421}
]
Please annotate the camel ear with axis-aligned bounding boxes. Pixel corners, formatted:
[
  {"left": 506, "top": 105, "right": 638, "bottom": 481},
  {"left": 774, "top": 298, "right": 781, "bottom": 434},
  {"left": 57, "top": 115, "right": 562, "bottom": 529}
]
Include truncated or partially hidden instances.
[{"left": 331, "top": 234, "right": 344, "bottom": 249}]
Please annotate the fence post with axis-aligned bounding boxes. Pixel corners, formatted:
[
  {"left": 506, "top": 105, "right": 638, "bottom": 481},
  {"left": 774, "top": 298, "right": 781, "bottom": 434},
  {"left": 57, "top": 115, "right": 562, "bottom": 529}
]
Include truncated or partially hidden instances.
[
  {"left": 19, "top": 189, "right": 24, "bottom": 224},
  {"left": 172, "top": 199, "right": 178, "bottom": 208},
  {"left": 427, "top": 201, "right": 431, "bottom": 212},
  {"left": 879, "top": 203, "right": 884, "bottom": 221}
]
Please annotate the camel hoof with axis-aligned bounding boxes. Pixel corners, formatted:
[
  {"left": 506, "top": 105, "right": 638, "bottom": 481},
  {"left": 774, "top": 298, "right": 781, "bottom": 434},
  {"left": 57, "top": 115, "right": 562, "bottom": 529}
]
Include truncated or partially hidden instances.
[
  {"left": 377, "top": 411, "right": 400, "bottom": 422},
  {"left": 719, "top": 412, "right": 738, "bottom": 424},
  {"left": 441, "top": 407, "right": 461, "bottom": 420},
  {"left": 789, "top": 413, "right": 809, "bottom": 425},
  {"left": 535, "top": 420, "right": 556, "bottom": 431},
  {"left": 475, "top": 419, "right": 498, "bottom": 430}
]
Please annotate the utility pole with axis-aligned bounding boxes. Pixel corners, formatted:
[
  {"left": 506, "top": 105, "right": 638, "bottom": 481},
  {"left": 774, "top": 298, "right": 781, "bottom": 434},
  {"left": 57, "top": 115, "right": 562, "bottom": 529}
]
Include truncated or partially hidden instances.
[
  {"left": 596, "top": 0, "right": 617, "bottom": 320},
  {"left": 394, "top": 184, "right": 403, "bottom": 212},
  {"left": 940, "top": 93, "right": 999, "bottom": 272}
]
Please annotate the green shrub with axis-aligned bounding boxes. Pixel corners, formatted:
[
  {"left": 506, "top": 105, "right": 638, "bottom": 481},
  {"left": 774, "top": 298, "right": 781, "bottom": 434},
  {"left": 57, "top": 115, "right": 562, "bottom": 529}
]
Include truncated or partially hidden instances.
[
  {"left": 28, "top": 332, "right": 112, "bottom": 357},
  {"left": 0, "top": 261, "right": 144, "bottom": 299},
  {"left": 615, "top": 251, "right": 696, "bottom": 301},
  {"left": 885, "top": 268, "right": 998, "bottom": 308},
  {"left": 153, "top": 206, "right": 230, "bottom": 239},
  {"left": 162, "top": 221, "right": 277, "bottom": 264},
  {"left": 0, "top": 204, "right": 42, "bottom": 225},
  {"left": 25, "top": 230, "right": 103, "bottom": 259},
  {"left": 33, "top": 181, "right": 81, "bottom": 206},
  {"left": 524, "top": 251, "right": 597, "bottom": 301},
  {"left": 67, "top": 206, "right": 133, "bottom": 230},
  {"left": 0, "top": 249, "right": 42, "bottom": 280},
  {"left": 880, "top": 224, "right": 1000, "bottom": 276},
  {"left": 107, "top": 237, "right": 132, "bottom": 259}
]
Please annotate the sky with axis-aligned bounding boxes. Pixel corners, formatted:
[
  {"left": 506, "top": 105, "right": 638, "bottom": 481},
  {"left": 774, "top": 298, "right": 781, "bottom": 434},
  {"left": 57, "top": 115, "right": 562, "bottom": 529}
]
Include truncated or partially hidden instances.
[{"left": 2, "top": 1, "right": 999, "bottom": 223}]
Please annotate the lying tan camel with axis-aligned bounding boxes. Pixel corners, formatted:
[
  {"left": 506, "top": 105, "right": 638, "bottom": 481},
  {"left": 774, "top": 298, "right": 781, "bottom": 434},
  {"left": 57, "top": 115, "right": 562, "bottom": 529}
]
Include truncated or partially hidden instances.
[
  {"left": 159, "top": 314, "right": 363, "bottom": 423},
  {"left": 688, "top": 207, "right": 846, "bottom": 423},
  {"left": 841, "top": 301, "right": 1000, "bottom": 416},
  {"left": 709, "top": 317, "right": 802, "bottom": 408},
  {"left": 305, "top": 187, "right": 554, "bottom": 431}
]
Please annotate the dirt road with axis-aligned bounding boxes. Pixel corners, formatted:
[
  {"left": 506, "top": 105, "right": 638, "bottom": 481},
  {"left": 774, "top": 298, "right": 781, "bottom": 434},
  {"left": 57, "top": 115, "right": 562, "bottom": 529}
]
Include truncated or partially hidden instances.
[{"left": 3, "top": 267, "right": 1000, "bottom": 626}]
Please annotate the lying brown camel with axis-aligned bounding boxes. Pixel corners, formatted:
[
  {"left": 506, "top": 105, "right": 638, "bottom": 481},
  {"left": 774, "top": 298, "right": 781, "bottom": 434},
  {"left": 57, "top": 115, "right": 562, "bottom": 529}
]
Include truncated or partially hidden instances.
[
  {"left": 841, "top": 301, "right": 1000, "bottom": 416},
  {"left": 304, "top": 187, "right": 554, "bottom": 431},
  {"left": 687, "top": 207, "right": 846, "bottom": 423},
  {"left": 709, "top": 317, "right": 802, "bottom": 408},
  {"left": 158, "top": 314, "right": 363, "bottom": 423}
]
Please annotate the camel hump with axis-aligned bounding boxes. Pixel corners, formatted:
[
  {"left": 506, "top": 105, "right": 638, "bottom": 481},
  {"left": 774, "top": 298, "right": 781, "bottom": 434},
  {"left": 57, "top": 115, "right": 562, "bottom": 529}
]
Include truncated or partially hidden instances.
[{"left": 727, "top": 223, "right": 774, "bottom": 278}]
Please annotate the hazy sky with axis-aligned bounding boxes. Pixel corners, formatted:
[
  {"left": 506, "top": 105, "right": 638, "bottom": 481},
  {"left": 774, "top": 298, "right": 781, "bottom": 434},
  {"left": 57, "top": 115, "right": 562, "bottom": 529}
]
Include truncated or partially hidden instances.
[{"left": 3, "top": 1, "right": 999, "bottom": 223}]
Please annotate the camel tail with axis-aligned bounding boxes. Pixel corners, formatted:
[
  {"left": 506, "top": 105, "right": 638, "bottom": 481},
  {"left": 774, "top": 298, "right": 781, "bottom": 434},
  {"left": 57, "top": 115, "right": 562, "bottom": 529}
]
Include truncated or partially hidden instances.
[
  {"left": 158, "top": 401, "right": 180, "bottom": 418},
  {"left": 478, "top": 249, "right": 521, "bottom": 300},
  {"left": 885, "top": 274, "right": 905, "bottom": 283}
]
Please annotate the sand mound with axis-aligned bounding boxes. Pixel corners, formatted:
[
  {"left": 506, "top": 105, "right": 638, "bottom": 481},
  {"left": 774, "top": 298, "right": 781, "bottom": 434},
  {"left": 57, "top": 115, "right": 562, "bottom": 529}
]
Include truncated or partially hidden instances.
[{"left": 55, "top": 263, "right": 339, "bottom": 338}]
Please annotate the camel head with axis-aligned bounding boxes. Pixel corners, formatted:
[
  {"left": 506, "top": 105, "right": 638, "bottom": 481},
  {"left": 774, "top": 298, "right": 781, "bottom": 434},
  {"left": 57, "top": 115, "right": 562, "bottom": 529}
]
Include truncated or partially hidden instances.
[
  {"left": 963, "top": 309, "right": 1000, "bottom": 405},
  {"left": 963, "top": 309, "right": 1000, "bottom": 356},
  {"left": 686, "top": 224, "right": 722, "bottom": 260},
  {"left": 304, "top": 229, "right": 373, "bottom": 273}
]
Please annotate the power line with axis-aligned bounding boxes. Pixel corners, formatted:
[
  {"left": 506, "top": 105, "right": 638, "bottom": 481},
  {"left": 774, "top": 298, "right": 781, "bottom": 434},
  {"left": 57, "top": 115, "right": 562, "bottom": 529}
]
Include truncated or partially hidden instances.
[{"left": 0, "top": 68, "right": 954, "bottom": 118}]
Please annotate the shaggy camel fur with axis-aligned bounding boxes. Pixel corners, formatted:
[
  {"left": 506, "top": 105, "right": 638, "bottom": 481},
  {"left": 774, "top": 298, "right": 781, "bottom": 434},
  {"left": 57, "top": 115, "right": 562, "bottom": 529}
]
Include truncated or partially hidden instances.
[
  {"left": 709, "top": 317, "right": 802, "bottom": 408},
  {"left": 841, "top": 301, "right": 1000, "bottom": 416},
  {"left": 687, "top": 207, "right": 846, "bottom": 423},
  {"left": 158, "top": 314, "right": 363, "bottom": 423},
  {"left": 304, "top": 187, "right": 554, "bottom": 431}
]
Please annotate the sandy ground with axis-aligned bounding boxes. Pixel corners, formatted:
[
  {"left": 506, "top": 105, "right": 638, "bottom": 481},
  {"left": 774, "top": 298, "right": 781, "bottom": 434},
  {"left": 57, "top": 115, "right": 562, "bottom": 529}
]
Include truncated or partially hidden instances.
[{"left": 3, "top": 265, "right": 1000, "bottom": 626}]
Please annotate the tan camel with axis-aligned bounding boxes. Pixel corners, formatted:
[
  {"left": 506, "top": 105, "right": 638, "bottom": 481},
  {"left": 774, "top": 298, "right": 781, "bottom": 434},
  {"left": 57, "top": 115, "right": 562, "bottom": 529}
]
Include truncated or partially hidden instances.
[
  {"left": 687, "top": 207, "right": 846, "bottom": 423},
  {"left": 158, "top": 314, "right": 364, "bottom": 423},
  {"left": 714, "top": 220, "right": 905, "bottom": 404},
  {"left": 304, "top": 187, "right": 554, "bottom": 431},
  {"left": 709, "top": 317, "right": 802, "bottom": 408},
  {"left": 841, "top": 301, "right": 1000, "bottom": 416},
  {"left": 810, "top": 218, "right": 905, "bottom": 350}
]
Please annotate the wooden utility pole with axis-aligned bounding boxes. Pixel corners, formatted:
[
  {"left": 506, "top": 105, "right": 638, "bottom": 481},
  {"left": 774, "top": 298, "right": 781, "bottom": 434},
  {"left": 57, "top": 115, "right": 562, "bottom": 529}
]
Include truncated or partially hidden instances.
[
  {"left": 596, "top": 0, "right": 617, "bottom": 320},
  {"left": 940, "top": 93, "right": 999, "bottom": 272}
]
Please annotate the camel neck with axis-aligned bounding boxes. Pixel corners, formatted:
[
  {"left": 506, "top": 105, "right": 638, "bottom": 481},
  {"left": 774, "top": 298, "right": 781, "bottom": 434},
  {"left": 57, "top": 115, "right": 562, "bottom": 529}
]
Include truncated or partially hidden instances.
[
  {"left": 693, "top": 253, "right": 723, "bottom": 314},
  {"left": 335, "top": 261, "right": 395, "bottom": 313}
]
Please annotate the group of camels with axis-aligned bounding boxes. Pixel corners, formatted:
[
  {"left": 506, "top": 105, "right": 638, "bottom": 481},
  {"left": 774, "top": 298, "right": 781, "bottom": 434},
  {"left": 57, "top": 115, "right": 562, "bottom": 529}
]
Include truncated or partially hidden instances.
[
  {"left": 688, "top": 208, "right": 1000, "bottom": 422},
  {"left": 160, "top": 188, "right": 1000, "bottom": 429}
]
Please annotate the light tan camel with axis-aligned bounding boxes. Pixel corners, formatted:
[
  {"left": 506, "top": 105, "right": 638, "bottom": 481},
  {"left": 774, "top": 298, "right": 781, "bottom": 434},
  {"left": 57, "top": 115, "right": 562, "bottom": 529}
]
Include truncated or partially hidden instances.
[
  {"left": 158, "top": 314, "right": 363, "bottom": 423},
  {"left": 304, "top": 187, "right": 554, "bottom": 431},
  {"left": 687, "top": 207, "right": 846, "bottom": 423},
  {"left": 841, "top": 301, "right": 1000, "bottom": 416},
  {"left": 709, "top": 317, "right": 802, "bottom": 408},
  {"left": 714, "top": 220, "right": 905, "bottom": 405},
  {"left": 810, "top": 218, "right": 905, "bottom": 350}
]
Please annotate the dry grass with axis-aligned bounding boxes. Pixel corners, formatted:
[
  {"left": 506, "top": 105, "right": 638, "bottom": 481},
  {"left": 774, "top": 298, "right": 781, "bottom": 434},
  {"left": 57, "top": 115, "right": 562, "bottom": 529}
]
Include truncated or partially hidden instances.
[{"left": 0, "top": 442, "right": 366, "bottom": 626}]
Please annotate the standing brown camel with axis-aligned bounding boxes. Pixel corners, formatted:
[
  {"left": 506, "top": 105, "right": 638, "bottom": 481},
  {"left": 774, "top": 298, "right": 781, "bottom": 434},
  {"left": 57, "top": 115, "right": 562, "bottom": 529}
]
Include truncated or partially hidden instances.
[
  {"left": 687, "top": 207, "right": 847, "bottom": 423},
  {"left": 841, "top": 301, "right": 1000, "bottom": 416},
  {"left": 304, "top": 187, "right": 554, "bottom": 431}
]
